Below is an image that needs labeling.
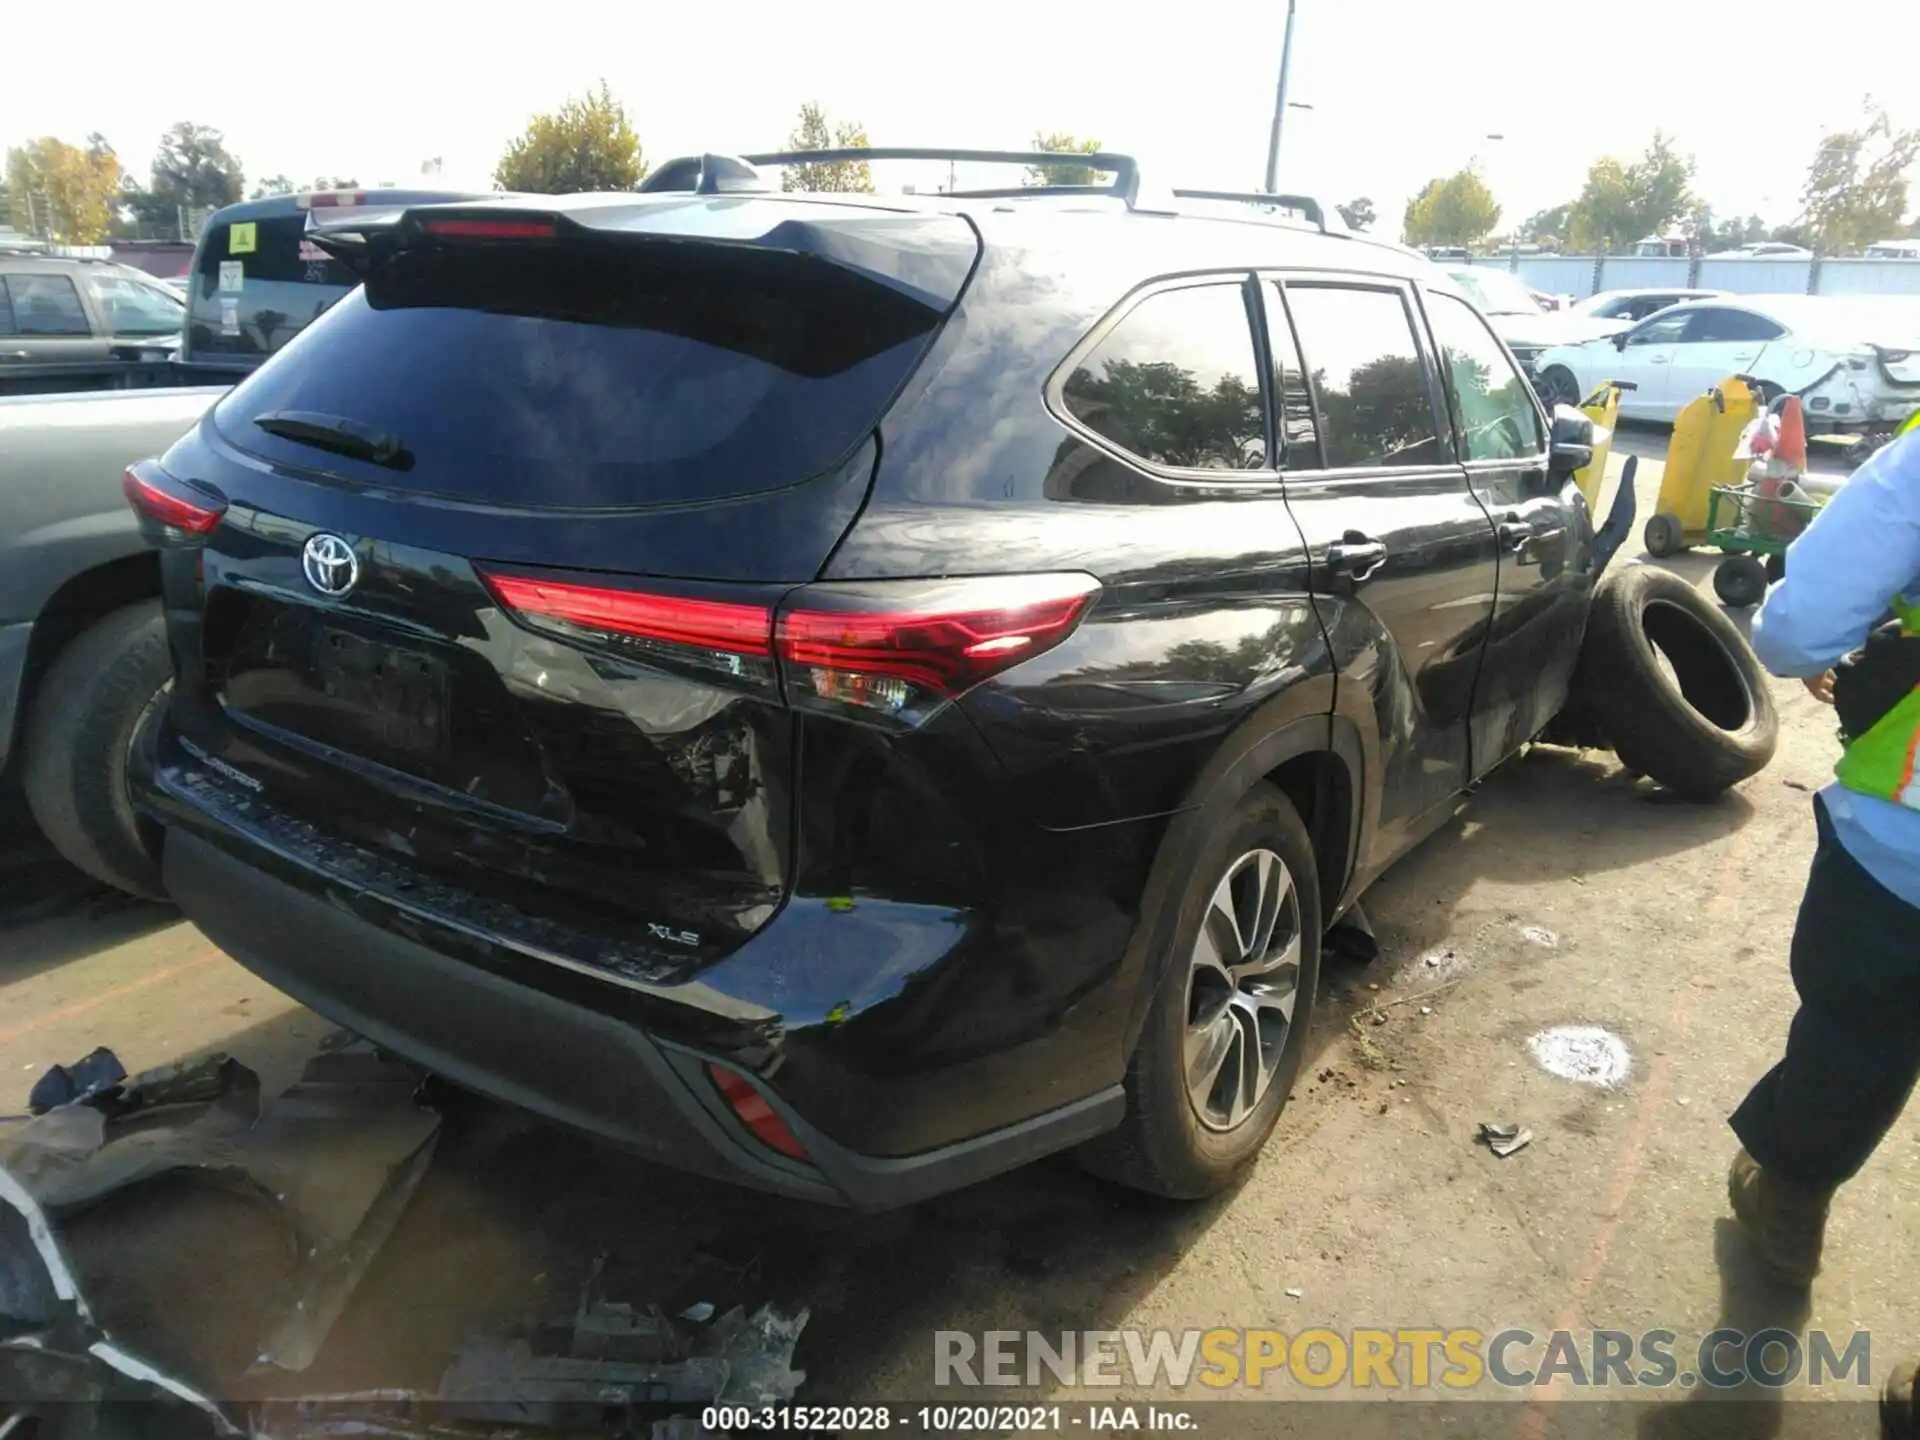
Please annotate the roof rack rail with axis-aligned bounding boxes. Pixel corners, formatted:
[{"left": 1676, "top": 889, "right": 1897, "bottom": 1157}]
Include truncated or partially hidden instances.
[
  {"left": 739, "top": 147, "right": 1142, "bottom": 207},
  {"left": 1169, "top": 190, "right": 1345, "bottom": 235}
]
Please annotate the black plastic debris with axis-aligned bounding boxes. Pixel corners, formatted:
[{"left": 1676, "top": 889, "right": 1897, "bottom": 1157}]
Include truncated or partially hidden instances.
[
  {"left": 1477, "top": 1121, "right": 1534, "bottom": 1158},
  {"left": 28, "top": 1045, "right": 128, "bottom": 1114}
]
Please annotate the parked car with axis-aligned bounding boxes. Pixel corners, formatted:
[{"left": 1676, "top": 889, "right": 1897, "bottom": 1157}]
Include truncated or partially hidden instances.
[
  {"left": 0, "top": 386, "right": 224, "bottom": 896},
  {"left": 176, "top": 188, "right": 490, "bottom": 382},
  {"left": 131, "top": 151, "right": 1774, "bottom": 1209},
  {"left": 1570, "top": 288, "right": 1727, "bottom": 326},
  {"left": 1, "top": 187, "right": 494, "bottom": 896},
  {"left": 1865, "top": 239, "right": 1920, "bottom": 260},
  {"left": 0, "top": 254, "right": 184, "bottom": 394},
  {"left": 1443, "top": 266, "right": 1617, "bottom": 372},
  {"left": 1706, "top": 242, "right": 1813, "bottom": 260},
  {"left": 1531, "top": 295, "right": 1920, "bottom": 433}
]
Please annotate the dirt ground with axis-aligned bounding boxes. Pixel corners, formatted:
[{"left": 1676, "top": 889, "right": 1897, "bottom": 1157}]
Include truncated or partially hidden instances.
[{"left": 0, "top": 433, "right": 1909, "bottom": 1436}]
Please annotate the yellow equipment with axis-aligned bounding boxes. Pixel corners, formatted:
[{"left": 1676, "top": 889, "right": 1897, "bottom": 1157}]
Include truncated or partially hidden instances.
[
  {"left": 1571, "top": 380, "right": 1623, "bottom": 515},
  {"left": 1643, "top": 377, "right": 1762, "bottom": 556}
]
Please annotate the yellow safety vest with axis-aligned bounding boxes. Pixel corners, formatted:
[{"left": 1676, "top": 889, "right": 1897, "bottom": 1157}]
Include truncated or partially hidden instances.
[{"left": 1835, "top": 595, "right": 1920, "bottom": 810}]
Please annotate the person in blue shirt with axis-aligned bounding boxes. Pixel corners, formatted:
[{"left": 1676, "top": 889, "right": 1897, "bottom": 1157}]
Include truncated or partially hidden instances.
[{"left": 1724, "top": 428, "right": 1920, "bottom": 1310}]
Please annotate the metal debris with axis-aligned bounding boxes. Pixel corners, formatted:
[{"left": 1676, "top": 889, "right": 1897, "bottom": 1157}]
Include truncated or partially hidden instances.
[
  {"left": 1477, "top": 1122, "right": 1534, "bottom": 1158},
  {"left": 1284, "top": 1287, "right": 1303, "bottom": 1299},
  {"left": 1527, "top": 1026, "right": 1632, "bottom": 1088},
  {"left": 679, "top": 1302, "right": 716, "bottom": 1323}
]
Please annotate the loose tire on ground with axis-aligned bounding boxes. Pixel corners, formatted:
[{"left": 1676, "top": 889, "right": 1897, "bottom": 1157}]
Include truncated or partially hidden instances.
[
  {"left": 21, "top": 601, "right": 171, "bottom": 899},
  {"left": 1077, "top": 782, "right": 1321, "bottom": 1198},
  {"left": 1713, "top": 554, "right": 1769, "bottom": 607},
  {"left": 1643, "top": 512, "right": 1686, "bottom": 558},
  {"left": 1573, "top": 565, "right": 1778, "bottom": 798}
]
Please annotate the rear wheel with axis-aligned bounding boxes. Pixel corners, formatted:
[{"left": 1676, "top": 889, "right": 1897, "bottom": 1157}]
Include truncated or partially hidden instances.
[
  {"left": 21, "top": 601, "right": 171, "bottom": 900},
  {"left": 1077, "top": 782, "right": 1320, "bottom": 1198},
  {"left": 1535, "top": 365, "right": 1581, "bottom": 410}
]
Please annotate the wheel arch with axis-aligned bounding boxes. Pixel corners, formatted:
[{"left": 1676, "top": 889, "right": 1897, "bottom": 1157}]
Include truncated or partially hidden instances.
[
  {"left": 1112, "top": 682, "right": 1366, "bottom": 1061},
  {"left": 7, "top": 551, "right": 162, "bottom": 769}
]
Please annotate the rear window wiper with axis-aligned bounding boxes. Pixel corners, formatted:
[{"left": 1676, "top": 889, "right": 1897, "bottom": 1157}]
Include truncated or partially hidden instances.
[{"left": 252, "top": 410, "right": 415, "bottom": 471}]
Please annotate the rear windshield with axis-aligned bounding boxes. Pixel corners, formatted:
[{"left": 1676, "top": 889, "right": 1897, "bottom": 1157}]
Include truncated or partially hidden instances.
[
  {"left": 186, "top": 215, "right": 359, "bottom": 363},
  {"left": 213, "top": 238, "right": 944, "bottom": 508}
]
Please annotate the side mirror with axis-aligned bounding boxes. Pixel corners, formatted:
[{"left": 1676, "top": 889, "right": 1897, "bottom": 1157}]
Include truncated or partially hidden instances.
[
  {"left": 1548, "top": 404, "right": 1600, "bottom": 475},
  {"left": 1611, "top": 332, "right": 1630, "bottom": 350}
]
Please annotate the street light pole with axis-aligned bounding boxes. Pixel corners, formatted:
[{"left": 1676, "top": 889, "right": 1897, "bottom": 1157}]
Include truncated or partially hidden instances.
[{"left": 1263, "top": 0, "right": 1299, "bottom": 193}]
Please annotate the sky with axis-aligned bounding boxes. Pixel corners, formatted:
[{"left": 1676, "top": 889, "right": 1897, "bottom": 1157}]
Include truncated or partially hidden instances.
[{"left": 5, "top": 0, "right": 1914, "bottom": 234}]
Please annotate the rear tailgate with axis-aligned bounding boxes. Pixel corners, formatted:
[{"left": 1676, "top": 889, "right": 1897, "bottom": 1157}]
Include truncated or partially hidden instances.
[{"left": 154, "top": 198, "right": 980, "bottom": 971}]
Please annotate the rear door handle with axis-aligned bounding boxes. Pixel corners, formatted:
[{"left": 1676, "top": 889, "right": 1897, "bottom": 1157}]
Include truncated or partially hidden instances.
[
  {"left": 1325, "top": 533, "right": 1389, "bottom": 583},
  {"left": 1649, "top": 356, "right": 1671, "bottom": 364},
  {"left": 0, "top": 351, "right": 28, "bottom": 361}
]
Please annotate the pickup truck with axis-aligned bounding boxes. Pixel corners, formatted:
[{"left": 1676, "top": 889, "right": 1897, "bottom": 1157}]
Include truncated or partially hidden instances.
[{"left": 2, "top": 187, "right": 483, "bottom": 896}]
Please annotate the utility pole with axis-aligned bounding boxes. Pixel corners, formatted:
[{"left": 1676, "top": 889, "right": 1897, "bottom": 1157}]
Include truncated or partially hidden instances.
[{"left": 1262, "top": 0, "right": 1299, "bottom": 193}]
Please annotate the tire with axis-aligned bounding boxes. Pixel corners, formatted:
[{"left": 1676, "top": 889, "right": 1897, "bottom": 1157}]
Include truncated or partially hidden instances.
[
  {"left": 21, "top": 601, "right": 172, "bottom": 900},
  {"left": 1535, "top": 366, "right": 1581, "bottom": 410},
  {"left": 1764, "top": 552, "right": 1786, "bottom": 585},
  {"left": 1713, "top": 554, "right": 1769, "bottom": 608},
  {"left": 1574, "top": 565, "right": 1778, "bottom": 798},
  {"left": 1643, "top": 512, "right": 1686, "bottom": 558},
  {"left": 1077, "top": 782, "right": 1321, "bottom": 1198}
]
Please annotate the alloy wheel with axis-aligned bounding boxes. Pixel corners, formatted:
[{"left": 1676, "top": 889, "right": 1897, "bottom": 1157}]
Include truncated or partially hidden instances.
[{"left": 1184, "top": 847, "right": 1304, "bottom": 1132}]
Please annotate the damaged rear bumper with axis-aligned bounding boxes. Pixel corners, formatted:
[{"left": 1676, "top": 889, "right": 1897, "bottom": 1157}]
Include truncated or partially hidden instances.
[{"left": 153, "top": 778, "right": 1122, "bottom": 1210}]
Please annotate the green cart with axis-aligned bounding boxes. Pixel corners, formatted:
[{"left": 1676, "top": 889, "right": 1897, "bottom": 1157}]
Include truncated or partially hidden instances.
[{"left": 1705, "top": 481, "right": 1825, "bottom": 607}]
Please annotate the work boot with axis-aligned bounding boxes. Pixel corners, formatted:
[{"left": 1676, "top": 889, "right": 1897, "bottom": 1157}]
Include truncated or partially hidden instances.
[
  {"left": 1727, "top": 1148, "right": 1830, "bottom": 1287},
  {"left": 1884, "top": 1358, "right": 1919, "bottom": 1440}
]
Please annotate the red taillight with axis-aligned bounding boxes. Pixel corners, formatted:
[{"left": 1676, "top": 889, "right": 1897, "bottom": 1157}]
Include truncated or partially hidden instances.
[
  {"left": 123, "top": 464, "right": 226, "bottom": 536},
  {"left": 304, "top": 190, "right": 367, "bottom": 209},
  {"left": 482, "top": 573, "right": 771, "bottom": 654},
  {"left": 420, "top": 218, "right": 557, "bottom": 239},
  {"left": 776, "top": 574, "right": 1101, "bottom": 719},
  {"left": 480, "top": 567, "right": 1101, "bottom": 723},
  {"left": 707, "top": 1064, "right": 811, "bottom": 1162}
]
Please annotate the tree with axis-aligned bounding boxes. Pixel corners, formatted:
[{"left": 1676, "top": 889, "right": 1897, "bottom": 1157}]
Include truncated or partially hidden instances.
[
  {"left": 1565, "top": 131, "right": 1694, "bottom": 251},
  {"left": 1798, "top": 99, "right": 1920, "bottom": 254},
  {"left": 250, "top": 174, "right": 296, "bottom": 199},
  {"left": 1027, "top": 133, "right": 1104, "bottom": 188},
  {"left": 494, "top": 82, "right": 646, "bottom": 194},
  {"left": 1402, "top": 168, "right": 1499, "bottom": 248},
  {"left": 1520, "top": 203, "right": 1572, "bottom": 248},
  {"left": 4, "top": 135, "right": 124, "bottom": 242},
  {"left": 780, "top": 103, "right": 873, "bottom": 194},
  {"left": 149, "top": 122, "right": 243, "bottom": 212},
  {"left": 1336, "top": 197, "right": 1376, "bottom": 231}
]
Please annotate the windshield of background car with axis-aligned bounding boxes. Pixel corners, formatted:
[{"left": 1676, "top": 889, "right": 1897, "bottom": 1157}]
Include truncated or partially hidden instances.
[
  {"left": 185, "top": 212, "right": 360, "bottom": 362},
  {"left": 1446, "top": 268, "right": 1541, "bottom": 317},
  {"left": 88, "top": 271, "right": 184, "bottom": 336},
  {"left": 214, "top": 233, "right": 948, "bottom": 509}
]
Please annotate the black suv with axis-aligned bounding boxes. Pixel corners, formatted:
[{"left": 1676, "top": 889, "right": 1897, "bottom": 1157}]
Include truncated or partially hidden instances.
[{"left": 131, "top": 150, "right": 1746, "bottom": 1208}]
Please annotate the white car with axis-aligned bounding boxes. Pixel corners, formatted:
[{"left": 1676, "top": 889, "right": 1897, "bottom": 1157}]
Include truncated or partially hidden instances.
[
  {"left": 1705, "top": 241, "right": 1814, "bottom": 260},
  {"left": 1569, "top": 287, "right": 1727, "bottom": 328},
  {"left": 1531, "top": 296, "right": 1920, "bottom": 436}
]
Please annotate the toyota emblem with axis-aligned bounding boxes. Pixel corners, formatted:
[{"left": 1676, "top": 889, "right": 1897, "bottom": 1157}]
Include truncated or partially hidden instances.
[{"left": 301, "top": 533, "right": 360, "bottom": 598}]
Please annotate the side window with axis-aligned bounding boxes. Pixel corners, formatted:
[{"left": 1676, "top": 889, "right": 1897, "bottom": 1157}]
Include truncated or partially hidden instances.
[
  {"left": 1280, "top": 284, "right": 1442, "bottom": 470},
  {"left": 1425, "top": 292, "right": 1544, "bottom": 462},
  {"left": 7, "top": 274, "right": 91, "bottom": 336},
  {"left": 1625, "top": 312, "right": 1691, "bottom": 347},
  {"left": 1061, "top": 282, "right": 1267, "bottom": 471},
  {"left": 88, "top": 274, "right": 185, "bottom": 337},
  {"left": 1682, "top": 308, "right": 1785, "bottom": 344},
  {"left": 0, "top": 280, "right": 14, "bottom": 337},
  {"left": 1265, "top": 288, "right": 1322, "bottom": 470}
]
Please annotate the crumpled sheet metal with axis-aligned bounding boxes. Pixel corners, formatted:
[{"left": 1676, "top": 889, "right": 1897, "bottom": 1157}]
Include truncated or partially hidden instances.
[
  {"left": 0, "top": 1155, "right": 243, "bottom": 1436},
  {"left": 0, "top": 1047, "right": 441, "bottom": 1384}
]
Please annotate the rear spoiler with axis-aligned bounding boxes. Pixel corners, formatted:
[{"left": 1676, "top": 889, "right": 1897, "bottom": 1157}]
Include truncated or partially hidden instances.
[{"left": 305, "top": 196, "right": 545, "bottom": 270}]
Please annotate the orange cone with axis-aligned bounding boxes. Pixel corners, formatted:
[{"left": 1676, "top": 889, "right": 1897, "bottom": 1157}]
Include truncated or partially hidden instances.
[{"left": 1775, "top": 396, "right": 1808, "bottom": 472}]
